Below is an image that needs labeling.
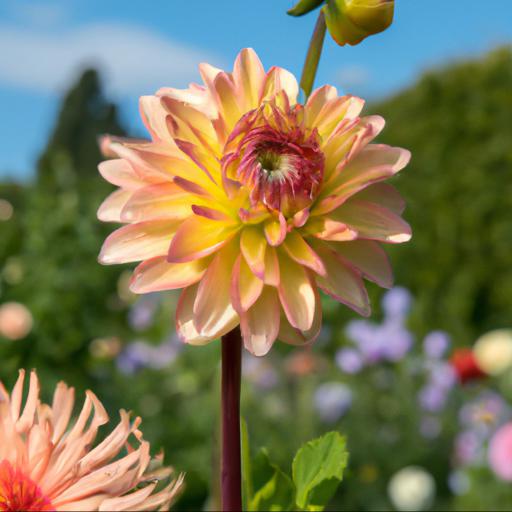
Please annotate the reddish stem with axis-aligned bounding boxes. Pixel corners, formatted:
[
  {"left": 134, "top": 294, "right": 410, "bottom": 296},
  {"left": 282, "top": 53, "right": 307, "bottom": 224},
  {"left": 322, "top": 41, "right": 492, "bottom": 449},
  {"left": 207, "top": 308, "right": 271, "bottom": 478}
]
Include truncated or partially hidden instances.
[{"left": 221, "top": 328, "right": 243, "bottom": 511}]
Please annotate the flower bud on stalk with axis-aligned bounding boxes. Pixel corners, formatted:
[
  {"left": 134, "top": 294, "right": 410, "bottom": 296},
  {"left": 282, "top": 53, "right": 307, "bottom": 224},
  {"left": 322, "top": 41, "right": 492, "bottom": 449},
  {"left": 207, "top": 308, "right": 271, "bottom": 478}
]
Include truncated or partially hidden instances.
[{"left": 323, "top": 0, "right": 394, "bottom": 46}]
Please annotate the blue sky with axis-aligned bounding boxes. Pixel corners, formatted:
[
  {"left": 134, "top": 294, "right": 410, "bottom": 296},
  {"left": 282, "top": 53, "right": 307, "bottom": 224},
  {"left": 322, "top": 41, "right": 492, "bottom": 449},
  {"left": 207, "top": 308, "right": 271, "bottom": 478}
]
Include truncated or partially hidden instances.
[{"left": 1, "top": 0, "right": 512, "bottom": 180}]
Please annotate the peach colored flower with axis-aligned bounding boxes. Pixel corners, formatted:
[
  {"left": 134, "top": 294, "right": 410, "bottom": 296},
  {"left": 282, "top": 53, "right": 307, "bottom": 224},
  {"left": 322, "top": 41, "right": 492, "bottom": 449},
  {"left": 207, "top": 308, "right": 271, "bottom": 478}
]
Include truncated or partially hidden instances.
[
  {"left": 0, "top": 370, "right": 183, "bottom": 511},
  {"left": 0, "top": 302, "right": 33, "bottom": 341},
  {"left": 98, "top": 48, "right": 410, "bottom": 356}
]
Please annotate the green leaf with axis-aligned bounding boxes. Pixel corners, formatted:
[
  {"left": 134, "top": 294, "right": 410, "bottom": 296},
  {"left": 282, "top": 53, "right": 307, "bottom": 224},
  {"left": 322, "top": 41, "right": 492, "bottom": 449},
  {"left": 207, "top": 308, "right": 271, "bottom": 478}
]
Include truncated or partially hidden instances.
[
  {"left": 287, "top": 0, "right": 325, "bottom": 17},
  {"left": 292, "top": 432, "right": 348, "bottom": 510},
  {"left": 249, "top": 449, "right": 295, "bottom": 511}
]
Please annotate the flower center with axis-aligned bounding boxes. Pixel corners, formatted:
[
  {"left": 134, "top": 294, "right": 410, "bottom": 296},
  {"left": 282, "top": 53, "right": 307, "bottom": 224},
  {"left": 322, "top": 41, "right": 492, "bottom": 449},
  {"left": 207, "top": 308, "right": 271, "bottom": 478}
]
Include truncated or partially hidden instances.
[
  {"left": 223, "top": 104, "right": 325, "bottom": 216},
  {"left": 257, "top": 150, "right": 282, "bottom": 173},
  {"left": 0, "top": 461, "right": 54, "bottom": 512}
]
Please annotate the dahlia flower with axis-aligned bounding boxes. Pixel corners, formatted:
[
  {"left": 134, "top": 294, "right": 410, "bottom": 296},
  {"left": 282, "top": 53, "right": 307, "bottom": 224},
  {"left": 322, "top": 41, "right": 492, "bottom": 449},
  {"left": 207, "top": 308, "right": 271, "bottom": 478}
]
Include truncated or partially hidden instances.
[
  {"left": 98, "top": 48, "right": 410, "bottom": 356},
  {"left": 0, "top": 370, "right": 183, "bottom": 511}
]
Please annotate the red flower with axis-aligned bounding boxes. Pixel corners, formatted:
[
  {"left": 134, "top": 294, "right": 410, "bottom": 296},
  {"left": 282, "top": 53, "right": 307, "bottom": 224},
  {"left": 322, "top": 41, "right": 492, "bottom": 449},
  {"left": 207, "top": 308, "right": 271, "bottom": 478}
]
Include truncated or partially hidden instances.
[{"left": 450, "top": 348, "right": 487, "bottom": 383}]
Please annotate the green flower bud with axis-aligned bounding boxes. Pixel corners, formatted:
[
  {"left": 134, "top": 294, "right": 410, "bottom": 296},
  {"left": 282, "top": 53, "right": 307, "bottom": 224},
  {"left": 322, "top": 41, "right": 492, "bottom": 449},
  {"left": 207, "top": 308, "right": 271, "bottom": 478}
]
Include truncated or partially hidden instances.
[{"left": 323, "top": 0, "right": 394, "bottom": 46}]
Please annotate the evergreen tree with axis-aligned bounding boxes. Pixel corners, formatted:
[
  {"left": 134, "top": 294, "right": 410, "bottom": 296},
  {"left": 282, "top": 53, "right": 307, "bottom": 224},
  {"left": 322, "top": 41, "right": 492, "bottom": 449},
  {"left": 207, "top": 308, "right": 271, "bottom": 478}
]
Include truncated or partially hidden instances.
[
  {"left": 0, "top": 69, "right": 130, "bottom": 389},
  {"left": 37, "top": 68, "right": 125, "bottom": 186}
]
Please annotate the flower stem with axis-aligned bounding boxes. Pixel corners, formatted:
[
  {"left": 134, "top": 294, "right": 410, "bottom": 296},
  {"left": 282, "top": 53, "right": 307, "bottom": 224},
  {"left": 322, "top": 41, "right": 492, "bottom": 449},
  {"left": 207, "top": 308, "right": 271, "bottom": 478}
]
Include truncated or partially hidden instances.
[
  {"left": 299, "top": 9, "right": 327, "bottom": 100},
  {"left": 221, "top": 327, "right": 243, "bottom": 511}
]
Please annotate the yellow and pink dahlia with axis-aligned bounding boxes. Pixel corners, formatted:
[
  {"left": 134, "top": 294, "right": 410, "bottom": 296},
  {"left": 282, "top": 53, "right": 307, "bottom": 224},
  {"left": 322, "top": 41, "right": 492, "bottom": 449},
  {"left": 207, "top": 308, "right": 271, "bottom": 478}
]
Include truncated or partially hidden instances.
[
  {"left": 98, "top": 48, "right": 411, "bottom": 356},
  {"left": 0, "top": 370, "right": 183, "bottom": 511}
]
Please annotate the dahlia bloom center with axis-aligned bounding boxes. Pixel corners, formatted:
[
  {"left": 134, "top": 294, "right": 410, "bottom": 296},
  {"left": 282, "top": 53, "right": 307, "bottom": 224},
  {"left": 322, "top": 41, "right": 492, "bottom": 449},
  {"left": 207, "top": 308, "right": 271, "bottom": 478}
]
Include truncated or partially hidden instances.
[
  {"left": 0, "top": 461, "right": 53, "bottom": 512},
  {"left": 225, "top": 105, "right": 324, "bottom": 215}
]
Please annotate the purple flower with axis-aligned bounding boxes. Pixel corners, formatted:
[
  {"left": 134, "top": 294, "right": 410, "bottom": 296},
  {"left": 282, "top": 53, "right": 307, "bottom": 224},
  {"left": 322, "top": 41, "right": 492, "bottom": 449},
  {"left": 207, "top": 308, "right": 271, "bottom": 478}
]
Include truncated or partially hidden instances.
[
  {"left": 116, "top": 341, "right": 153, "bottom": 374},
  {"left": 129, "top": 294, "right": 159, "bottom": 331},
  {"left": 346, "top": 320, "right": 385, "bottom": 363},
  {"left": 420, "top": 416, "right": 442, "bottom": 439},
  {"left": 382, "top": 287, "right": 412, "bottom": 320},
  {"left": 418, "top": 384, "right": 447, "bottom": 413},
  {"left": 243, "top": 355, "right": 279, "bottom": 390},
  {"left": 429, "top": 362, "right": 457, "bottom": 390},
  {"left": 379, "top": 321, "right": 413, "bottom": 362},
  {"left": 423, "top": 331, "right": 451, "bottom": 359},
  {"left": 459, "top": 392, "right": 509, "bottom": 433},
  {"left": 454, "top": 430, "right": 483, "bottom": 465},
  {"left": 448, "top": 471, "right": 470, "bottom": 495},
  {"left": 336, "top": 348, "right": 364, "bottom": 374},
  {"left": 116, "top": 336, "right": 181, "bottom": 374},
  {"left": 314, "top": 382, "right": 353, "bottom": 423},
  {"left": 345, "top": 319, "right": 376, "bottom": 345}
]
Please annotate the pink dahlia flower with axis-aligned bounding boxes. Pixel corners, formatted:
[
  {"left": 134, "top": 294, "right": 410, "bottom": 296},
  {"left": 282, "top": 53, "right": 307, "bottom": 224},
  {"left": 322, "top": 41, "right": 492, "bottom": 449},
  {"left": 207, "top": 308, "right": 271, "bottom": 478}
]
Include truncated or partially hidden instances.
[
  {"left": 489, "top": 422, "right": 512, "bottom": 481},
  {"left": 0, "top": 370, "right": 183, "bottom": 511},
  {"left": 98, "top": 48, "right": 411, "bottom": 356}
]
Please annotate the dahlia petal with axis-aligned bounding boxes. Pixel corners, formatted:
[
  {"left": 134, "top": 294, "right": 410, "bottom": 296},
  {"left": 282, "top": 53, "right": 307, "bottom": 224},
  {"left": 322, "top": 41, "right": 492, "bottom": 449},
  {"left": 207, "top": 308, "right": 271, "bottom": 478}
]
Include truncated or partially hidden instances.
[
  {"left": 99, "top": 220, "right": 179, "bottom": 264},
  {"left": 233, "top": 48, "right": 266, "bottom": 111},
  {"left": 163, "top": 97, "right": 219, "bottom": 156},
  {"left": 106, "top": 141, "right": 175, "bottom": 183},
  {"left": 241, "top": 287, "right": 280, "bottom": 356},
  {"left": 278, "top": 287, "right": 322, "bottom": 345},
  {"left": 230, "top": 255, "right": 264, "bottom": 313},
  {"left": 261, "top": 66, "right": 299, "bottom": 105},
  {"left": 311, "top": 240, "right": 370, "bottom": 316},
  {"left": 323, "top": 115, "right": 386, "bottom": 179},
  {"left": 130, "top": 256, "right": 208, "bottom": 293},
  {"left": 332, "top": 240, "right": 393, "bottom": 289},
  {"left": 168, "top": 215, "right": 239, "bottom": 263},
  {"left": 334, "top": 199, "right": 412, "bottom": 243},
  {"left": 120, "top": 182, "right": 196, "bottom": 222},
  {"left": 173, "top": 175, "right": 213, "bottom": 198},
  {"left": 214, "top": 72, "right": 243, "bottom": 131},
  {"left": 114, "top": 140, "right": 215, "bottom": 191},
  {"left": 306, "top": 94, "right": 364, "bottom": 137},
  {"left": 27, "top": 425, "right": 52, "bottom": 481},
  {"left": 10, "top": 369, "right": 26, "bottom": 422},
  {"left": 315, "top": 144, "right": 411, "bottom": 215},
  {"left": 305, "top": 85, "right": 338, "bottom": 124},
  {"left": 139, "top": 96, "right": 172, "bottom": 143},
  {"left": 199, "top": 62, "right": 224, "bottom": 92},
  {"left": 191, "top": 204, "right": 232, "bottom": 221},
  {"left": 305, "top": 216, "right": 358, "bottom": 241},
  {"left": 264, "top": 214, "right": 287, "bottom": 246},
  {"left": 277, "top": 253, "right": 315, "bottom": 331},
  {"left": 240, "top": 226, "right": 267, "bottom": 279},
  {"left": 98, "top": 190, "right": 132, "bottom": 223},
  {"left": 263, "top": 246, "right": 280, "bottom": 286},
  {"left": 134, "top": 476, "right": 185, "bottom": 511},
  {"left": 51, "top": 383, "right": 75, "bottom": 443},
  {"left": 173, "top": 139, "right": 218, "bottom": 183},
  {"left": 238, "top": 205, "right": 271, "bottom": 224},
  {"left": 353, "top": 182, "right": 406, "bottom": 214},
  {"left": 193, "top": 243, "right": 240, "bottom": 337},
  {"left": 98, "top": 484, "right": 156, "bottom": 512},
  {"left": 98, "top": 159, "right": 142, "bottom": 189},
  {"left": 292, "top": 208, "right": 310, "bottom": 228},
  {"left": 54, "top": 444, "right": 149, "bottom": 504},
  {"left": 77, "top": 410, "right": 133, "bottom": 475},
  {"left": 176, "top": 284, "right": 215, "bottom": 345},
  {"left": 16, "top": 370, "right": 39, "bottom": 433},
  {"left": 58, "top": 495, "right": 109, "bottom": 511},
  {"left": 283, "top": 231, "right": 326, "bottom": 275},
  {"left": 158, "top": 83, "right": 217, "bottom": 118}
]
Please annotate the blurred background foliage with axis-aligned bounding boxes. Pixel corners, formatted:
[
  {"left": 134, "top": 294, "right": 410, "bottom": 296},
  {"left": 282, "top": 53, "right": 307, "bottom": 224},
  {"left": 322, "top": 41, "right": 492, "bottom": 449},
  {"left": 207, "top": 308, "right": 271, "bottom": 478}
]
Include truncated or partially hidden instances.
[{"left": 1, "top": 47, "right": 512, "bottom": 510}]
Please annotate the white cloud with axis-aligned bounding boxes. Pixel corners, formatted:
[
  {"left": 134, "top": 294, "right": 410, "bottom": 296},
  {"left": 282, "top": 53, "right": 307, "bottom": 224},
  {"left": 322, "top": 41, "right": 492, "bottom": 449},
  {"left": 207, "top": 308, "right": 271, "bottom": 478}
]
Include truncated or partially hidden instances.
[
  {"left": 336, "top": 65, "right": 371, "bottom": 91},
  {"left": 0, "top": 22, "right": 224, "bottom": 96}
]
